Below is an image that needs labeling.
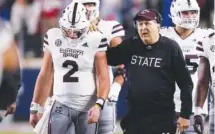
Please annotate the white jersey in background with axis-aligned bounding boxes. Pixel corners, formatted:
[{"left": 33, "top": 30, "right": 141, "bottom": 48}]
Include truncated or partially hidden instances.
[
  {"left": 43, "top": 28, "right": 108, "bottom": 112},
  {"left": 0, "top": 20, "right": 14, "bottom": 85},
  {"left": 160, "top": 27, "right": 213, "bottom": 114},
  {"left": 97, "top": 19, "right": 125, "bottom": 82},
  {"left": 197, "top": 32, "right": 215, "bottom": 109}
]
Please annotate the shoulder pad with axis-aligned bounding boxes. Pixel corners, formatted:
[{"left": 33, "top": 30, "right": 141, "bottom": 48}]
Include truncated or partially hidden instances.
[
  {"left": 46, "top": 28, "right": 61, "bottom": 38},
  {"left": 86, "top": 31, "right": 105, "bottom": 48},
  {"left": 160, "top": 26, "right": 173, "bottom": 34},
  {"left": 44, "top": 28, "right": 61, "bottom": 45},
  {"left": 196, "top": 27, "right": 214, "bottom": 38},
  {"left": 110, "top": 20, "right": 124, "bottom": 35}
]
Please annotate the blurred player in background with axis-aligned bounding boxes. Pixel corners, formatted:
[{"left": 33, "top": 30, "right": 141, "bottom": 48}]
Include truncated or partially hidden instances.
[
  {"left": 29, "top": 1, "right": 110, "bottom": 134},
  {"left": 0, "top": 2, "right": 20, "bottom": 122},
  {"left": 0, "top": 61, "right": 21, "bottom": 121},
  {"left": 160, "top": 0, "right": 213, "bottom": 133},
  {"left": 79, "top": 0, "right": 125, "bottom": 133},
  {"left": 194, "top": 19, "right": 214, "bottom": 134}
]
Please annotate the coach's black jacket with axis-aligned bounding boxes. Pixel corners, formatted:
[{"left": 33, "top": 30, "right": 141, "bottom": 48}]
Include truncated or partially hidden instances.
[{"left": 106, "top": 35, "right": 193, "bottom": 119}]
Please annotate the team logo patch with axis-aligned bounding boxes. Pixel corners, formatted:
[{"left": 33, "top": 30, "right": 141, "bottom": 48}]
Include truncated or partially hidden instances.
[
  {"left": 55, "top": 39, "right": 62, "bottom": 47},
  {"left": 210, "top": 45, "right": 215, "bottom": 52}
]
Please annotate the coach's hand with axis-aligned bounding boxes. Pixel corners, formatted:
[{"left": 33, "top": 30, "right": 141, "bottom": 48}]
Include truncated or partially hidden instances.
[
  {"left": 29, "top": 113, "right": 40, "bottom": 128},
  {"left": 193, "top": 115, "right": 204, "bottom": 134},
  {"left": 177, "top": 117, "right": 189, "bottom": 132},
  {"left": 88, "top": 104, "right": 101, "bottom": 124}
]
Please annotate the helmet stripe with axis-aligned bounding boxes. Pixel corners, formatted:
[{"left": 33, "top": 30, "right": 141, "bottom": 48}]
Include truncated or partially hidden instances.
[
  {"left": 187, "top": 0, "right": 191, "bottom": 6},
  {"left": 72, "top": 2, "right": 78, "bottom": 25}
]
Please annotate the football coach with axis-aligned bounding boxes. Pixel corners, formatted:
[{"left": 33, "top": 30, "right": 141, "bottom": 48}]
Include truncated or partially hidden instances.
[{"left": 106, "top": 9, "right": 193, "bottom": 134}]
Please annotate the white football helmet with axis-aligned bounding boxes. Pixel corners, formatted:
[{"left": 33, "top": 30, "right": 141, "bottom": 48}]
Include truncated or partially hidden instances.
[
  {"left": 170, "top": 0, "right": 200, "bottom": 29},
  {"left": 79, "top": 0, "right": 100, "bottom": 22},
  {"left": 59, "top": 1, "right": 89, "bottom": 42}
]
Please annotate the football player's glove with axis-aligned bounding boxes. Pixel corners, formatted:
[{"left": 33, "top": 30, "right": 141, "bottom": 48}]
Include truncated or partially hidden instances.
[
  {"left": 193, "top": 115, "right": 204, "bottom": 134},
  {"left": 108, "top": 82, "right": 121, "bottom": 102}
]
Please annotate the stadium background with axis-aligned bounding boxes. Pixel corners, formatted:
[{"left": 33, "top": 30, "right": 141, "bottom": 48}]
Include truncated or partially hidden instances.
[{"left": 0, "top": 0, "right": 214, "bottom": 133}]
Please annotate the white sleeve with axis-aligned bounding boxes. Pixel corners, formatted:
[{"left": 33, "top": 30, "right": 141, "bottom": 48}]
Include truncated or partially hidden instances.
[
  {"left": 43, "top": 30, "right": 51, "bottom": 52},
  {"left": 110, "top": 21, "right": 125, "bottom": 39},
  {"left": 197, "top": 32, "right": 215, "bottom": 58},
  {"left": 196, "top": 40, "right": 207, "bottom": 58},
  {"left": 97, "top": 37, "right": 108, "bottom": 52},
  {"left": 0, "top": 22, "right": 14, "bottom": 54}
]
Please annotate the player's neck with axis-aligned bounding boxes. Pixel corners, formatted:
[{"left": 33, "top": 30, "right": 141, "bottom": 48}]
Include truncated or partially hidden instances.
[{"left": 174, "top": 26, "right": 194, "bottom": 40}]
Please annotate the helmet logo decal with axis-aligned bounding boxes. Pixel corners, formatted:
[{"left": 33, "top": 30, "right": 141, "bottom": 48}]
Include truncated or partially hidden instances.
[{"left": 187, "top": 0, "right": 191, "bottom": 6}]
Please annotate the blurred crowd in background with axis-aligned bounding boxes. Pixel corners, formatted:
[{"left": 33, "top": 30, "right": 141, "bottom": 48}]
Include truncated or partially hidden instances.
[{"left": 0, "top": 0, "right": 214, "bottom": 59}]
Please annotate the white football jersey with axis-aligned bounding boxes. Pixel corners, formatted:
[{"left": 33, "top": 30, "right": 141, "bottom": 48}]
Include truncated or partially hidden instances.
[
  {"left": 196, "top": 32, "right": 215, "bottom": 109},
  {"left": 0, "top": 20, "right": 13, "bottom": 86},
  {"left": 97, "top": 19, "right": 125, "bottom": 83},
  {"left": 43, "top": 28, "right": 108, "bottom": 111},
  {"left": 98, "top": 20, "right": 125, "bottom": 44},
  {"left": 160, "top": 27, "right": 213, "bottom": 114}
]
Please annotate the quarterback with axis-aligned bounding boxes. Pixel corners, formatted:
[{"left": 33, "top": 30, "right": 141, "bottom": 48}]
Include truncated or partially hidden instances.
[{"left": 29, "top": 1, "right": 110, "bottom": 134}]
